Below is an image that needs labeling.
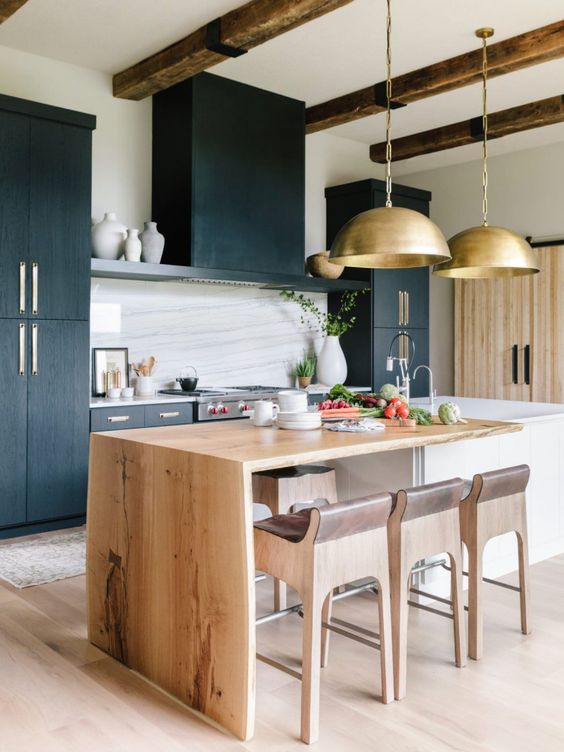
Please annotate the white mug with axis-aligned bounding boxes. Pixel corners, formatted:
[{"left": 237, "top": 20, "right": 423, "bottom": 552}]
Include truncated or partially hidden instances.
[
  {"left": 277, "top": 389, "right": 308, "bottom": 413},
  {"left": 253, "top": 400, "right": 279, "bottom": 426}
]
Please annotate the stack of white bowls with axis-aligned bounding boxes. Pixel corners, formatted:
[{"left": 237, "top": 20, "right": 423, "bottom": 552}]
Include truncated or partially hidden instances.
[{"left": 276, "top": 390, "right": 322, "bottom": 431}]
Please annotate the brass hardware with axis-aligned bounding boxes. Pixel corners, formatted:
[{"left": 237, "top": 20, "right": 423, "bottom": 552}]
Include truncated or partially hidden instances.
[
  {"left": 433, "top": 28, "right": 539, "bottom": 278},
  {"left": 405, "top": 291, "right": 409, "bottom": 325},
  {"left": 107, "top": 415, "right": 130, "bottom": 423},
  {"left": 32, "top": 262, "right": 38, "bottom": 315},
  {"left": 19, "top": 262, "right": 26, "bottom": 314},
  {"left": 160, "top": 411, "right": 180, "bottom": 419},
  {"left": 329, "top": 0, "right": 450, "bottom": 269},
  {"left": 31, "top": 323, "right": 38, "bottom": 375},
  {"left": 398, "top": 290, "right": 403, "bottom": 325},
  {"left": 18, "top": 323, "right": 25, "bottom": 375}
]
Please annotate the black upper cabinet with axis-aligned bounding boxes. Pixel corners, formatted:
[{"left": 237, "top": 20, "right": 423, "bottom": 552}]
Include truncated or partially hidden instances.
[
  {"left": 0, "top": 112, "right": 29, "bottom": 319},
  {"left": 153, "top": 72, "right": 305, "bottom": 275},
  {"left": 30, "top": 119, "right": 92, "bottom": 321}
]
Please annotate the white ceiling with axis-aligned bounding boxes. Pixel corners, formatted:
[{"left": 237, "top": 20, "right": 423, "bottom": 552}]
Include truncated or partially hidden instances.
[{"left": 1, "top": 0, "right": 563, "bottom": 175}]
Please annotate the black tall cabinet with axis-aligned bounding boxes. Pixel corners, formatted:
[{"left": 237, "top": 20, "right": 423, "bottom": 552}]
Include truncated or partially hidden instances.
[
  {"left": 326, "top": 179, "right": 431, "bottom": 398},
  {"left": 0, "top": 94, "right": 95, "bottom": 537}
]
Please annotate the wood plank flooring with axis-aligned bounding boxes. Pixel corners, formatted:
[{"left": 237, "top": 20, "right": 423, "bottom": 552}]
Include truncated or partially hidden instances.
[{"left": 0, "top": 543, "right": 562, "bottom": 750}]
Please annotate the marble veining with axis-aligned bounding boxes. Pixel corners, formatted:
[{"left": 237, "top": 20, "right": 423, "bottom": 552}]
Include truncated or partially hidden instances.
[{"left": 90, "top": 279, "right": 326, "bottom": 389}]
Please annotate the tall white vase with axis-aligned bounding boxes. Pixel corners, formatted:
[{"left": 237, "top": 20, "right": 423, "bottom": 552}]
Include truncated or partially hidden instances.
[
  {"left": 316, "top": 335, "right": 347, "bottom": 386},
  {"left": 124, "top": 228, "right": 142, "bottom": 262}
]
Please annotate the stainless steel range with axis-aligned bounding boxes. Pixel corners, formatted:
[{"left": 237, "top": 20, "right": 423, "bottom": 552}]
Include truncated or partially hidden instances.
[{"left": 158, "top": 385, "right": 283, "bottom": 422}]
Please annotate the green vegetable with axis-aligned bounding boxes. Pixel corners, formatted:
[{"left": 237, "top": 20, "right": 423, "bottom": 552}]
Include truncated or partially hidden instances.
[
  {"left": 438, "top": 401, "right": 461, "bottom": 425},
  {"left": 327, "top": 384, "right": 365, "bottom": 406},
  {"left": 379, "top": 383, "right": 400, "bottom": 401},
  {"left": 359, "top": 407, "right": 384, "bottom": 418},
  {"left": 408, "top": 406, "right": 433, "bottom": 426}
]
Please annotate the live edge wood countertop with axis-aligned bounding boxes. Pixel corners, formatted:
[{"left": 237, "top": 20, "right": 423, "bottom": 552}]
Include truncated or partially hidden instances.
[{"left": 86, "top": 418, "right": 521, "bottom": 742}]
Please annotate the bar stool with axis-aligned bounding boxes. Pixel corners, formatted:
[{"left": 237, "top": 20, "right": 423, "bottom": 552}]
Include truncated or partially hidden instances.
[
  {"left": 254, "top": 493, "right": 394, "bottom": 745},
  {"left": 253, "top": 465, "right": 338, "bottom": 610},
  {"left": 460, "top": 464, "right": 531, "bottom": 660},
  {"left": 388, "top": 478, "right": 466, "bottom": 701}
]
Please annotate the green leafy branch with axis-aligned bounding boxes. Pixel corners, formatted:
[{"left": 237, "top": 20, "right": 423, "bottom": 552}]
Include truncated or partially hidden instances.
[{"left": 280, "top": 289, "right": 367, "bottom": 337}]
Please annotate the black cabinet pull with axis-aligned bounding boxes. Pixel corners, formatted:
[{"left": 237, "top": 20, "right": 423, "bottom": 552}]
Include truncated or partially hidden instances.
[
  {"left": 524, "top": 344, "right": 530, "bottom": 385},
  {"left": 511, "top": 344, "right": 518, "bottom": 384}
]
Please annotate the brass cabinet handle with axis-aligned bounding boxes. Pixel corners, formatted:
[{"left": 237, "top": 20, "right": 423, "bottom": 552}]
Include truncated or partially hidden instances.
[
  {"left": 19, "top": 323, "right": 25, "bottom": 375},
  {"left": 31, "top": 323, "right": 38, "bottom": 375},
  {"left": 160, "top": 411, "right": 180, "bottom": 418},
  {"left": 107, "top": 415, "right": 130, "bottom": 423},
  {"left": 398, "top": 291, "right": 403, "bottom": 325},
  {"left": 32, "top": 262, "right": 38, "bottom": 315},
  {"left": 19, "top": 262, "right": 26, "bottom": 314},
  {"left": 405, "top": 291, "right": 409, "bottom": 325}
]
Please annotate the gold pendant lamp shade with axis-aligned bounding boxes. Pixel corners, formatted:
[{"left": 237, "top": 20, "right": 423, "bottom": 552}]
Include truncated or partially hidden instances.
[
  {"left": 433, "top": 28, "right": 539, "bottom": 278},
  {"left": 329, "top": 0, "right": 451, "bottom": 270}
]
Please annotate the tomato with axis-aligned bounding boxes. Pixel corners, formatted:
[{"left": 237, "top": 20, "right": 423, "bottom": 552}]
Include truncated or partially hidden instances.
[
  {"left": 397, "top": 405, "right": 410, "bottom": 419},
  {"left": 389, "top": 397, "right": 403, "bottom": 407},
  {"left": 383, "top": 406, "right": 397, "bottom": 419}
]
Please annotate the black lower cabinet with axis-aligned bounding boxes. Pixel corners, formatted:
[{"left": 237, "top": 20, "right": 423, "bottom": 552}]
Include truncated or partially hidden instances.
[
  {"left": 373, "top": 327, "right": 429, "bottom": 399},
  {"left": 0, "top": 320, "right": 28, "bottom": 527},
  {"left": 26, "top": 320, "right": 89, "bottom": 522}
]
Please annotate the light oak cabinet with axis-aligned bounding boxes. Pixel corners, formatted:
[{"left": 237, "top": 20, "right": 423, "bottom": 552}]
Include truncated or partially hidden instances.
[{"left": 454, "top": 245, "right": 563, "bottom": 403}]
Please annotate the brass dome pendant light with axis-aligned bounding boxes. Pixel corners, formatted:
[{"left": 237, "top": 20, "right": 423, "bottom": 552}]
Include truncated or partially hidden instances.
[
  {"left": 329, "top": 0, "right": 451, "bottom": 269},
  {"left": 433, "top": 28, "right": 539, "bottom": 278}
]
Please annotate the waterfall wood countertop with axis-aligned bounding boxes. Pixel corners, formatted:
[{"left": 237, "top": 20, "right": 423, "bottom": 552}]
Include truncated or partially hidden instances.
[{"left": 87, "top": 416, "right": 522, "bottom": 742}]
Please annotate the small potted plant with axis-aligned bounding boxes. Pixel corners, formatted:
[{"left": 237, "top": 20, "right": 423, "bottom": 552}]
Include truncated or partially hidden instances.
[{"left": 294, "top": 353, "right": 316, "bottom": 388}]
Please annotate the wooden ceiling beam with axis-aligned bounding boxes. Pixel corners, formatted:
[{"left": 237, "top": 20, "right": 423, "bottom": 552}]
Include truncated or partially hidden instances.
[
  {"left": 113, "top": 0, "right": 354, "bottom": 100},
  {"left": 369, "top": 94, "right": 564, "bottom": 163},
  {"left": 306, "top": 20, "right": 564, "bottom": 133},
  {"left": 0, "top": 0, "right": 28, "bottom": 23}
]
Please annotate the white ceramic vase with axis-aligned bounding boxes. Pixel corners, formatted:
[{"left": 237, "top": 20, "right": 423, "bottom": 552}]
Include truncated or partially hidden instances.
[
  {"left": 124, "top": 228, "right": 142, "bottom": 262},
  {"left": 316, "top": 335, "right": 347, "bottom": 387},
  {"left": 91, "top": 212, "right": 127, "bottom": 260},
  {"left": 140, "top": 221, "right": 165, "bottom": 264}
]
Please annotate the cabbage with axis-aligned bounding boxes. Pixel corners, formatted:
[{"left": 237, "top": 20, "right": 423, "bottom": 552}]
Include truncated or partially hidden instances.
[
  {"left": 379, "top": 383, "right": 400, "bottom": 401},
  {"left": 438, "top": 401, "right": 461, "bottom": 425}
]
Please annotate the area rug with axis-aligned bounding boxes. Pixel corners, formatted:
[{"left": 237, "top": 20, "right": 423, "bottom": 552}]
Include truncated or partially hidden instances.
[{"left": 0, "top": 529, "right": 86, "bottom": 588}]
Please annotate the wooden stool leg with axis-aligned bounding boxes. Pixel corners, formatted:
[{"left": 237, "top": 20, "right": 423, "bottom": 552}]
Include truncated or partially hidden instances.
[
  {"left": 320, "top": 592, "right": 332, "bottom": 668},
  {"left": 516, "top": 529, "right": 531, "bottom": 635},
  {"left": 390, "top": 565, "right": 409, "bottom": 701},
  {"left": 449, "top": 549, "right": 467, "bottom": 668},
  {"left": 376, "top": 576, "right": 394, "bottom": 704},
  {"left": 301, "top": 586, "right": 325, "bottom": 745},
  {"left": 467, "top": 539, "right": 484, "bottom": 660}
]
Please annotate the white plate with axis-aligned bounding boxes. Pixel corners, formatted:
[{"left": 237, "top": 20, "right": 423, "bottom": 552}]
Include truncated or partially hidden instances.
[{"left": 278, "top": 423, "right": 322, "bottom": 431}]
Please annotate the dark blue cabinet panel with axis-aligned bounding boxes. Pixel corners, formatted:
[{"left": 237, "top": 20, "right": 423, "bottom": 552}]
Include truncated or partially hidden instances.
[
  {"left": 29, "top": 120, "right": 92, "bottom": 321},
  {"left": 0, "top": 320, "right": 27, "bottom": 526},
  {"left": 26, "top": 320, "right": 90, "bottom": 522},
  {"left": 0, "top": 112, "right": 30, "bottom": 319},
  {"left": 372, "top": 266, "right": 429, "bottom": 329}
]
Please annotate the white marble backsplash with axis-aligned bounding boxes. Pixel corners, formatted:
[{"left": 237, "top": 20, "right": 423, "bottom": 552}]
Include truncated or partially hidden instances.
[{"left": 90, "top": 279, "right": 326, "bottom": 389}]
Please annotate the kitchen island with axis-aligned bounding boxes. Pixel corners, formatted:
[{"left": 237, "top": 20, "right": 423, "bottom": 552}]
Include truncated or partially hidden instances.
[{"left": 87, "top": 417, "right": 521, "bottom": 741}]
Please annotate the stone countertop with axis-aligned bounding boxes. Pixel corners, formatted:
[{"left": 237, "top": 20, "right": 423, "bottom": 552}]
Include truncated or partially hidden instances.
[{"left": 90, "top": 394, "right": 196, "bottom": 409}]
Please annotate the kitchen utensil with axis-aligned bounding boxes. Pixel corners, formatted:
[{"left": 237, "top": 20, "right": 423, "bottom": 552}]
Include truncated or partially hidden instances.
[
  {"left": 277, "top": 389, "right": 308, "bottom": 413},
  {"left": 176, "top": 365, "right": 198, "bottom": 391},
  {"left": 147, "top": 355, "right": 157, "bottom": 375},
  {"left": 136, "top": 375, "right": 154, "bottom": 397},
  {"left": 306, "top": 251, "right": 344, "bottom": 279},
  {"left": 252, "top": 400, "right": 279, "bottom": 426},
  {"left": 130, "top": 362, "right": 141, "bottom": 377}
]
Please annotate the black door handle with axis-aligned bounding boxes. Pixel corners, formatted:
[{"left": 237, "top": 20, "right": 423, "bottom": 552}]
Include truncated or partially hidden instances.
[
  {"left": 511, "top": 344, "right": 518, "bottom": 384},
  {"left": 524, "top": 344, "right": 530, "bottom": 385}
]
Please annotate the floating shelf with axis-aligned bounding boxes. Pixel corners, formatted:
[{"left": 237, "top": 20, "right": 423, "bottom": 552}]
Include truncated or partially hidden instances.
[{"left": 91, "top": 259, "right": 366, "bottom": 293}]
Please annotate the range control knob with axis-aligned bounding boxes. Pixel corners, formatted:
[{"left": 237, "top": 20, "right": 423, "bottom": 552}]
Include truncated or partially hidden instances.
[
  {"left": 239, "top": 402, "right": 250, "bottom": 413},
  {"left": 220, "top": 405, "right": 229, "bottom": 414},
  {"left": 208, "top": 405, "right": 219, "bottom": 415}
]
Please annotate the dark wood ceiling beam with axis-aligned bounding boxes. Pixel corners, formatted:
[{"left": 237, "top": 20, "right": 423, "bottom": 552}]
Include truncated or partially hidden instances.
[
  {"left": 0, "top": 0, "right": 28, "bottom": 23},
  {"left": 114, "top": 0, "right": 354, "bottom": 100},
  {"left": 369, "top": 95, "right": 564, "bottom": 163},
  {"left": 306, "top": 20, "right": 564, "bottom": 133}
]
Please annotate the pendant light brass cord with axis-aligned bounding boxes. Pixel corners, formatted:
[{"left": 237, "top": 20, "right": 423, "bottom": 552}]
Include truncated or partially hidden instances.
[
  {"left": 385, "top": 0, "right": 393, "bottom": 207},
  {"left": 481, "top": 33, "right": 489, "bottom": 226}
]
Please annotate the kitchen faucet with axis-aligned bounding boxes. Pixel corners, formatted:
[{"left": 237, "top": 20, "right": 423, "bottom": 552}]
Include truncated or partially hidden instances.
[
  {"left": 386, "top": 332, "right": 415, "bottom": 404},
  {"left": 413, "top": 365, "right": 436, "bottom": 407}
]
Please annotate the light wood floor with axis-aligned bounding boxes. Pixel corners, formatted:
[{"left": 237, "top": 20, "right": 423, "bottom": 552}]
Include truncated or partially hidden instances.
[{"left": 0, "top": 547, "right": 563, "bottom": 751}]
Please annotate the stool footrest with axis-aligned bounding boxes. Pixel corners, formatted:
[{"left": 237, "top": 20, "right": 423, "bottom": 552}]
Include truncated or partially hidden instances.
[
  {"left": 440, "top": 563, "right": 521, "bottom": 592},
  {"left": 408, "top": 599, "right": 454, "bottom": 620},
  {"left": 257, "top": 652, "right": 302, "bottom": 681},
  {"left": 320, "top": 618, "right": 381, "bottom": 651}
]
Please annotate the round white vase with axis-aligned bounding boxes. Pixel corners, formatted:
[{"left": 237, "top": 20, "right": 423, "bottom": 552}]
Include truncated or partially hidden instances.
[
  {"left": 92, "top": 212, "right": 127, "bottom": 260},
  {"left": 316, "top": 335, "right": 347, "bottom": 386},
  {"left": 124, "top": 228, "right": 142, "bottom": 262},
  {"left": 140, "top": 221, "right": 165, "bottom": 264}
]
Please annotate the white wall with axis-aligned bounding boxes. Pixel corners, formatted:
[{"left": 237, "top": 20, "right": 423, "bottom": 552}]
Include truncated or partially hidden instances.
[{"left": 402, "top": 140, "right": 564, "bottom": 394}]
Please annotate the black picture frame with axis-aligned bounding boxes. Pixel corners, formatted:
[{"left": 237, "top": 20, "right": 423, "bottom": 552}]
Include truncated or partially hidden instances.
[{"left": 92, "top": 347, "right": 129, "bottom": 397}]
